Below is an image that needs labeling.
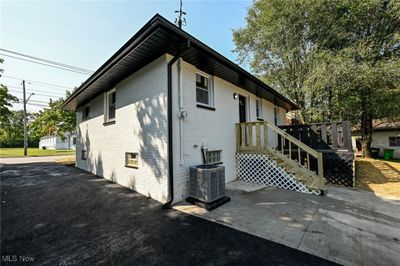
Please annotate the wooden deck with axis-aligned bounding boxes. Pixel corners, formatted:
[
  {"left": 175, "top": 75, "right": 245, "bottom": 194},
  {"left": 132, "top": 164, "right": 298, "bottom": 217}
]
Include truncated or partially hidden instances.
[
  {"left": 279, "top": 122, "right": 355, "bottom": 186},
  {"left": 235, "top": 121, "right": 355, "bottom": 188}
]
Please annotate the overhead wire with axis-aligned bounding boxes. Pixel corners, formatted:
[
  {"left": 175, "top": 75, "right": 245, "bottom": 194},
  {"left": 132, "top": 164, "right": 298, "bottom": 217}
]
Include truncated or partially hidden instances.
[
  {"left": 0, "top": 53, "right": 92, "bottom": 75},
  {"left": 1, "top": 74, "right": 74, "bottom": 90},
  {"left": 6, "top": 86, "right": 65, "bottom": 98},
  {"left": 0, "top": 48, "right": 93, "bottom": 74}
]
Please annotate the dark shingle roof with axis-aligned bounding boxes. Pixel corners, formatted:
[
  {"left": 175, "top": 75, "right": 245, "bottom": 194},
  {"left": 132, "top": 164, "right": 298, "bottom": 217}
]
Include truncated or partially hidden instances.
[{"left": 61, "top": 14, "right": 298, "bottom": 111}]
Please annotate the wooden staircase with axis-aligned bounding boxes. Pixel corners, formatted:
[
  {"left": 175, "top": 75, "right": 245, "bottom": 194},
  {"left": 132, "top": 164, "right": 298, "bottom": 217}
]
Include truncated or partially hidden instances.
[{"left": 236, "top": 121, "right": 325, "bottom": 191}]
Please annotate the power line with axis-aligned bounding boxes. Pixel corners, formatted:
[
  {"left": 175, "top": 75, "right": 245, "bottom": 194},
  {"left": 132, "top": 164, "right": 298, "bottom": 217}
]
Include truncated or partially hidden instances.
[
  {"left": 26, "top": 102, "right": 48, "bottom": 107},
  {"left": 17, "top": 98, "right": 50, "bottom": 104},
  {"left": 0, "top": 48, "right": 94, "bottom": 74},
  {"left": 6, "top": 86, "right": 65, "bottom": 97},
  {"left": 0, "top": 53, "right": 92, "bottom": 75},
  {"left": 1, "top": 75, "right": 73, "bottom": 90}
]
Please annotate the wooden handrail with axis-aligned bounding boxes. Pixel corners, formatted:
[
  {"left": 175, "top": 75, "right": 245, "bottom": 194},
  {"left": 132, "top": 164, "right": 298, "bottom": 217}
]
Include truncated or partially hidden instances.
[{"left": 236, "top": 121, "right": 324, "bottom": 181}]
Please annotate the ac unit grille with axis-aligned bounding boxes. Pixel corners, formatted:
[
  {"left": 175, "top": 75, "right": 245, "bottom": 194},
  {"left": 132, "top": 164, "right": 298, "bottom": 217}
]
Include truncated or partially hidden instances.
[{"left": 188, "top": 165, "right": 225, "bottom": 203}]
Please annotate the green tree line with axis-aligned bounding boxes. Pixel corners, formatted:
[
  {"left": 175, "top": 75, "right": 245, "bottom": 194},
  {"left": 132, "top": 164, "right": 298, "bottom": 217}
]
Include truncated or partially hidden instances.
[
  {"left": 233, "top": 0, "right": 400, "bottom": 156},
  {"left": 0, "top": 59, "right": 76, "bottom": 148}
]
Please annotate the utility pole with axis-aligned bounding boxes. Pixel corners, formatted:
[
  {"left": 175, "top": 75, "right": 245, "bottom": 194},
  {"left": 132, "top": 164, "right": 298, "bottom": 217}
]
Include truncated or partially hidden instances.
[{"left": 22, "top": 80, "right": 28, "bottom": 156}]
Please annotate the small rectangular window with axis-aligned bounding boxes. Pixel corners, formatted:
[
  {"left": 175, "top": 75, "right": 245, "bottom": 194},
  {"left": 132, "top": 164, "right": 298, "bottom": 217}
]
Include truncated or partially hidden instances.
[
  {"left": 389, "top": 137, "right": 400, "bottom": 147},
  {"left": 206, "top": 150, "right": 222, "bottom": 164},
  {"left": 83, "top": 105, "right": 90, "bottom": 120},
  {"left": 81, "top": 150, "right": 87, "bottom": 160},
  {"left": 72, "top": 137, "right": 77, "bottom": 145},
  {"left": 256, "top": 98, "right": 263, "bottom": 119},
  {"left": 105, "top": 89, "right": 116, "bottom": 122},
  {"left": 125, "top": 152, "right": 139, "bottom": 168},
  {"left": 196, "top": 73, "right": 213, "bottom": 107}
]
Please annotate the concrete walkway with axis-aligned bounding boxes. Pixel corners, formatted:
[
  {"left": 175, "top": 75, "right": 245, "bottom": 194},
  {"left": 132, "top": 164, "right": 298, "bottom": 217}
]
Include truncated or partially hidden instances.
[
  {"left": 0, "top": 155, "right": 74, "bottom": 165},
  {"left": 175, "top": 181, "right": 400, "bottom": 266}
]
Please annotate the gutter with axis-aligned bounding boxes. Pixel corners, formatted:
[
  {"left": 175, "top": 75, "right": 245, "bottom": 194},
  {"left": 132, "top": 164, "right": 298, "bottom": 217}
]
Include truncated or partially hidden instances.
[{"left": 162, "top": 40, "right": 191, "bottom": 209}]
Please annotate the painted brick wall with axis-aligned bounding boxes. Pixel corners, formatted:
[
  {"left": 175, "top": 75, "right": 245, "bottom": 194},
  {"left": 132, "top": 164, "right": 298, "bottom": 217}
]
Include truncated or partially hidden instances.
[
  {"left": 76, "top": 55, "right": 169, "bottom": 203},
  {"left": 171, "top": 57, "right": 288, "bottom": 202},
  {"left": 371, "top": 130, "right": 400, "bottom": 159}
]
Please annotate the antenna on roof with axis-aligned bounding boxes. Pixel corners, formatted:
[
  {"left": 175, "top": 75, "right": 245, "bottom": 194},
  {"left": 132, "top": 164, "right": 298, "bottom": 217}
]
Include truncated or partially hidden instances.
[{"left": 174, "top": 0, "right": 186, "bottom": 28}]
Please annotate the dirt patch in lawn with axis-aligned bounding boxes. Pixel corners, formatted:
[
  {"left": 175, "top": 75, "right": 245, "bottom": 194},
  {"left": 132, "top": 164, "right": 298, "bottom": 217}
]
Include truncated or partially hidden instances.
[
  {"left": 355, "top": 158, "right": 400, "bottom": 197},
  {"left": 55, "top": 156, "right": 76, "bottom": 166}
]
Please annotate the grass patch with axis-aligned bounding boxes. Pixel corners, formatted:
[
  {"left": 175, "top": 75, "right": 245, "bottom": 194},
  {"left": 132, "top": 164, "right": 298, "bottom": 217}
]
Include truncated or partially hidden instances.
[
  {"left": 356, "top": 158, "right": 400, "bottom": 197},
  {"left": 0, "top": 148, "right": 75, "bottom": 158}
]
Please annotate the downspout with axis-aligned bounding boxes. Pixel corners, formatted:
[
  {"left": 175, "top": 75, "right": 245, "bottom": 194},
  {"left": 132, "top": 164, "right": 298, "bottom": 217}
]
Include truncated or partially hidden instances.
[
  {"left": 178, "top": 58, "right": 184, "bottom": 165},
  {"left": 162, "top": 40, "right": 191, "bottom": 209}
]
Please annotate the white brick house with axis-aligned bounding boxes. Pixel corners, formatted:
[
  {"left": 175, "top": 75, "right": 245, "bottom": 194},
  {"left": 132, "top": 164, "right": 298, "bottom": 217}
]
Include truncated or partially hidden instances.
[
  {"left": 39, "top": 132, "right": 76, "bottom": 150},
  {"left": 62, "top": 14, "right": 297, "bottom": 204}
]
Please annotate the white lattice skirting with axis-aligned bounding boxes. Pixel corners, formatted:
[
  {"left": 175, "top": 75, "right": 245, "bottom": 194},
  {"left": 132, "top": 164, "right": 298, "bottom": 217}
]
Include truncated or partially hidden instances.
[{"left": 236, "top": 153, "right": 320, "bottom": 195}]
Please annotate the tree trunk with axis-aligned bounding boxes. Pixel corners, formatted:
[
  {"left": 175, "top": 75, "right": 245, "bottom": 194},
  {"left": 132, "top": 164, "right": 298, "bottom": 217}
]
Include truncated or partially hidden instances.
[{"left": 360, "top": 111, "right": 373, "bottom": 158}]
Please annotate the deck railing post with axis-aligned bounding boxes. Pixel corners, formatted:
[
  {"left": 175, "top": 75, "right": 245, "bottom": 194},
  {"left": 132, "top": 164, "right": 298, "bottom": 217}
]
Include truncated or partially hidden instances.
[
  {"left": 342, "top": 121, "right": 352, "bottom": 152},
  {"left": 236, "top": 124, "right": 240, "bottom": 152},
  {"left": 256, "top": 123, "right": 261, "bottom": 150},
  {"left": 264, "top": 122, "right": 268, "bottom": 148},
  {"left": 248, "top": 124, "right": 253, "bottom": 148},
  {"left": 317, "top": 152, "right": 324, "bottom": 179},
  {"left": 241, "top": 124, "right": 246, "bottom": 148}
]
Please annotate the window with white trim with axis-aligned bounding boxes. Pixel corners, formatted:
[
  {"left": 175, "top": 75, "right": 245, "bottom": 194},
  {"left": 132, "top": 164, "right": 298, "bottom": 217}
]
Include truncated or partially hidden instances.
[
  {"left": 389, "top": 136, "right": 400, "bottom": 146},
  {"left": 196, "top": 73, "right": 213, "bottom": 107},
  {"left": 256, "top": 98, "right": 263, "bottom": 119},
  {"left": 105, "top": 89, "right": 116, "bottom": 122},
  {"left": 206, "top": 150, "right": 222, "bottom": 164},
  {"left": 83, "top": 104, "right": 90, "bottom": 120}
]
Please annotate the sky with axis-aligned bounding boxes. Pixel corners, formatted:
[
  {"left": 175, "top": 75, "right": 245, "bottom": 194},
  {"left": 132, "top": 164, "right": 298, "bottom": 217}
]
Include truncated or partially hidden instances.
[{"left": 0, "top": 0, "right": 251, "bottom": 112}]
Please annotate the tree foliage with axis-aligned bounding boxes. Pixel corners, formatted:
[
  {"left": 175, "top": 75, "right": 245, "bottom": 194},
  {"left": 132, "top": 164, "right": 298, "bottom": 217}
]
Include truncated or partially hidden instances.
[
  {"left": 0, "top": 110, "right": 38, "bottom": 147},
  {"left": 30, "top": 97, "right": 76, "bottom": 141},
  {"left": 0, "top": 58, "right": 18, "bottom": 124},
  {"left": 233, "top": 0, "right": 400, "bottom": 156}
]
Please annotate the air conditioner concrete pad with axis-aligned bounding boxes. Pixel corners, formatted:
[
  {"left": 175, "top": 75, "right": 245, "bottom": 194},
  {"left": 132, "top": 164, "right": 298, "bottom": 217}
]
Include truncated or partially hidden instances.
[{"left": 186, "top": 196, "right": 230, "bottom": 211}]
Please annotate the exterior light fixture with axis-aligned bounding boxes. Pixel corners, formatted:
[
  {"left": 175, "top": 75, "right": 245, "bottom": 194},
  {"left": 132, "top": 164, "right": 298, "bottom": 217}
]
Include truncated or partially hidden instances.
[{"left": 233, "top": 93, "right": 238, "bottom": 99}]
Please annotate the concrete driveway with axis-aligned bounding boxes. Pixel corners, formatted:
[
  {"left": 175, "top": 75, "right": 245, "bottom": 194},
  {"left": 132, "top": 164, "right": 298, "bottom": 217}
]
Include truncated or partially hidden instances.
[
  {"left": 175, "top": 181, "right": 400, "bottom": 266},
  {"left": 0, "top": 163, "right": 336, "bottom": 265}
]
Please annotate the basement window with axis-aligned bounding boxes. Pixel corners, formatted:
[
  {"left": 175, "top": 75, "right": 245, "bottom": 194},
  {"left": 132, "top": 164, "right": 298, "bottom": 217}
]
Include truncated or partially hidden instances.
[
  {"left": 81, "top": 150, "right": 87, "bottom": 160},
  {"left": 125, "top": 152, "right": 139, "bottom": 168},
  {"left": 206, "top": 150, "right": 222, "bottom": 164}
]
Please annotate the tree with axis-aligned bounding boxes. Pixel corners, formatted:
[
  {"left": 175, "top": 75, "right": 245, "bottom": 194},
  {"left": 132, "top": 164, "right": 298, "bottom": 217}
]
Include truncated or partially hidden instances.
[
  {"left": 0, "top": 58, "right": 18, "bottom": 124},
  {"left": 233, "top": 0, "right": 400, "bottom": 157},
  {"left": 0, "top": 110, "right": 34, "bottom": 147},
  {"left": 30, "top": 97, "right": 76, "bottom": 141},
  {"left": 233, "top": 0, "right": 313, "bottom": 115}
]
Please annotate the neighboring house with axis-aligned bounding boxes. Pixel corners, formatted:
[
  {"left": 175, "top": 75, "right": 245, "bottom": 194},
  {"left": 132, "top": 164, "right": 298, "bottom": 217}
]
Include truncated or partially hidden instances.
[
  {"left": 61, "top": 14, "right": 311, "bottom": 204},
  {"left": 353, "top": 120, "right": 400, "bottom": 159},
  {"left": 39, "top": 132, "right": 77, "bottom": 150}
]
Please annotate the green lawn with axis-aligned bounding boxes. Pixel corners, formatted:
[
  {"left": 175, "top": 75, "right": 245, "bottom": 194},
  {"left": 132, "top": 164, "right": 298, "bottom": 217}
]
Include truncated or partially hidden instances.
[{"left": 0, "top": 148, "right": 75, "bottom": 158}]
